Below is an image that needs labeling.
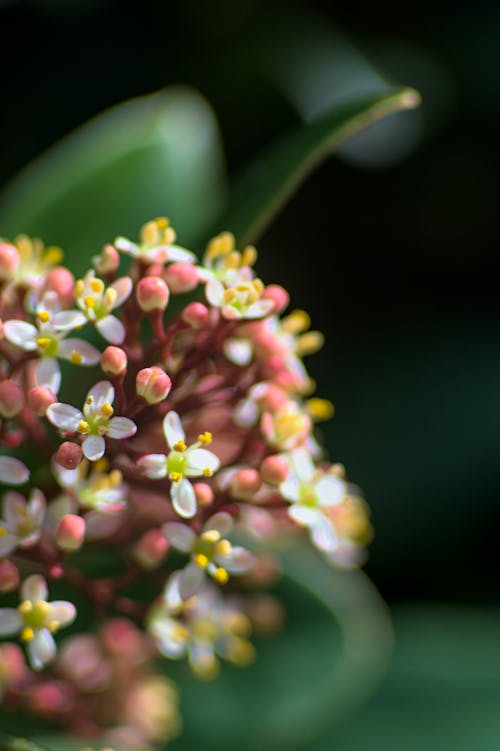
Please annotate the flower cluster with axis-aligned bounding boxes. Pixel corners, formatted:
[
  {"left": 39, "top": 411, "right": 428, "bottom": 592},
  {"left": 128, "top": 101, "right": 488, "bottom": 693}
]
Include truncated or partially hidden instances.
[{"left": 0, "top": 219, "right": 371, "bottom": 748}]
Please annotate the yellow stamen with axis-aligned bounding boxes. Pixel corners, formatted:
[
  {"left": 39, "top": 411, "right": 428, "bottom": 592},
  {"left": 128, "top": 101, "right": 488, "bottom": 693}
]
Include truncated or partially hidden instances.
[
  {"left": 306, "top": 397, "right": 334, "bottom": 421},
  {"left": 86, "top": 395, "right": 94, "bottom": 405},
  {"left": 78, "top": 420, "right": 90, "bottom": 434},
  {"left": 201, "top": 530, "right": 221, "bottom": 543},
  {"left": 100, "top": 401, "right": 114, "bottom": 417},
  {"left": 194, "top": 553, "right": 209, "bottom": 568},
  {"left": 90, "top": 278, "right": 104, "bottom": 294},
  {"left": 95, "top": 457, "right": 109, "bottom": 472},
  {"left": 75, "top": 280, "right": 85, "bottom": 297},
  {"left": 155, "top": 217, "right": 169, "bottom": 230},
  {"left": 37, "top": 310, "right": 50, "bottom": 323},
  {"left": 281, "top": 309, "right": 310, "bottom": 334},
  {"left": 173, "top": 439, "right": 187, "bottom": 452},
  {"left": 109, "top": 469, "right": 122, "bottom": 486},
  {"left": 198, "top": 432, "right": 212, "bottom": 445},
  {"left": 213, "top": 567, "right": 229, "bottom": 584},
  {"left": 223, "top": 251, "right": 240, "bottom": 270},
  {"left": 0, "top": 528, "right": 6, "bottom": 537},
  {"left": 46, "top": 620, "right": 59, "bottom": 634},
  {"left": 20, "top": 627, "right": 34, "bottom": 642},
  {"left": 241, "top": 245, "right": 257, "bottom": 267},
  {"left": 296, "top": 331, "right": 325, "bottom": 356},
  {"left": 170, "top": 471, "right": 183, "bottom": 483},
  {"left": 18, "top": 600, "right": 32, "bottom": 615},
  {"left": 252, "top": 278, "right": 264, "bottom": 294},
  {"left": 44, "top": 246, "right": 63, "bottom": 264},
  {"left": 216, "top": 539, "right": 232, "bottom": 556},
  {"left": 202, "top": 467, "right": 213, "bottom": 478},
  {"left": 70, "top": 350, "right": 82, "bottom": 365},
  {"left": 222, "top": 288, "right": 237, "bottom": 305},
  {"left": 105, "top": 287, "right": 117, "bottom": 307},
  {"left": 84, "top": 295, "right": 95, "bottom": 309},
  {"left": 36, "top": 337, "right": 51, "bottom": 349}
]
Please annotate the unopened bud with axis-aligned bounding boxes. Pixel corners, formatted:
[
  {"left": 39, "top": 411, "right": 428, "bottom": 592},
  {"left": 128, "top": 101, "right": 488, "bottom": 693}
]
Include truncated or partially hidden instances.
[
  {"left": 261, "top": 284, "right": 289, "bottom": 314},
  {"left": 27, "top": 386, "right": 56, "bottom": 416},
  {"left": 134, "top": 529, "right": 169, "bottom": 569},
  {"left": 230, "top": 468, "right": 262, "bottom": 499},
  {"left": 182, "top": 302, "right": 209, "bottom": 329},
  {"left": 94, "top": 244, "right": 120, "bottom": 275},
  {"left": 0, "top": 559, "right": 20, "bottom": 592},
  {"left": 0, "top": 242, "right": 19, "bottom": 280},
  {"left": 56, "top": 514, "right": 85, "bottom": 552},
  {"left": 163, "top": 262, "right": 199, "bottom": 293},
  {"left": 193, "top": 482, "right": 214, "bottom": 507},
  {"left": 0, "top": 379, "right": 25, "bottom": 418},
  {"left": 43, "top": 267, "right": 75, "bottom": 308},
  {"left": 260, "top": 455, "right": 289, "bottom": 485},
  {"left": 136, "top": 366, "right": 171, "bottom": 404},
  {"left": 101, "top": 346, "right": 127, "bottom": 376},
  {"left": 55, "top": 441, "right": 83, "bottom": 470},
  {"left": 254, "top": 384, "right": 288, "bottom": 413},
  {"left": 136, "top": 276, "right": 170, "bottom": 312}
]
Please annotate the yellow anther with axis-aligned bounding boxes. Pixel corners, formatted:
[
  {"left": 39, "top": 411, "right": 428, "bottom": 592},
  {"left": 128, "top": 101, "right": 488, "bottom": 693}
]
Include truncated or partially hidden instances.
[
  {"left": 172, "top": 623, "right": 189, "bottom": 640},
  {"left": 216, "top": 539, "right": 232, "bottom": 556},
  {"left": 155, "top": 217, "right": 169, "bottom": 230},
  {"left": 206, "top": 231, "right": 234, "bottom": 260},
  {"left": 194, "top": 553, "right": 209, "bottom": 568},
  {"left": 109, "top": 469, "right": 122, "bottom": 486},
  {"left": 36, "top": 337, "right": 51, "bottom": 349},
  {"left": 90, "top": 278, "right": 104, "bottom": 294},
  {"left": 84, "top": 295, "right": 95, "bottom": 309},
  {"left": 235, "top": 283, "right": 249, "bottom": 293},
  {"left": 213, "top": 567, "right": 229, "bottom": 584},
  {"left": 173, "top": 439, "right": 187, "bottom": 452},
  {"left": 222, "top": 288, "right": 237, "bottom": 304},
  {"left": 252, "top": 278, "right": 264, "bottom": 294},
  {"left": 75, "top": 280, "right": 85, "bottom": 297},
  {"left": 201, "top": 530, "right": 221, "bottom": 543},
  {"left": 46, "top": 620, "right": 59, "bottom": 634},
  {"left": 95, "top": 458, "right": 109, "bottom": 472},
  {"left": 223, "top": 251, "right": 240, "bottom": 270},
  {"left": 20, "top": 627, "right": 34, "bottom": 642},
  {"left": 97, "top": 425, "right": 108, "bottom": 436},
  {"left": 281, "top": 309, "right": 311, "bottom": 334},
  {"left": 296, "top": 331, "right": 325, "bottom": 356},
  {"left": 0, "top": 528, "right": 6, "bottom": 537},
  {"left": 241, "top": 245, "right": 257, "bottom": 267},
  {"left": 105, "top": 287, "right": 117, "bottom": 307},
  {"left": 197, "top": 432, "right": 212, "bottom": 445},
  {"left": 44, "top": 246, "right": 63, "bottom": 264},
  {"left": 170, "top": 471, "right": 183, "bottom": 483},
  {"left": 202, "top": 467, "right": 213, "bottom": 478},
  {"left": 18, "top": 600, "right": 32, "bottom": 615},
  {"left": 37, "top": 310, "right": 50, "bottom": 323},
  {"left": 227, "top": 639, "right": 256, "bottom": 666},
  {"left": 100, "top": 401, "right": 114, "bottom": 417},
  {"left": 306, "top": 397, "right": 334, "bottom": 422},
  {"left": 78, "top": 420, "right": 90, "bottom": 434},
  {"left": 86, "top": 395, "right": 94, "bottom": 405},
  {"left": 70, "top": 350, "right": 83, "bottom": 365}
]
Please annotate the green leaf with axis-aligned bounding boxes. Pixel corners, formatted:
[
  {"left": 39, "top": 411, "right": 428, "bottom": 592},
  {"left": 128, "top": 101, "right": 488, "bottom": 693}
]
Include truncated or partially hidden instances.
[
  {"left": 215, "top": 87, "right": 420, "bottom": 245},
  {"left": 0, "top": 87, "right": 226, "bottom": 273}
]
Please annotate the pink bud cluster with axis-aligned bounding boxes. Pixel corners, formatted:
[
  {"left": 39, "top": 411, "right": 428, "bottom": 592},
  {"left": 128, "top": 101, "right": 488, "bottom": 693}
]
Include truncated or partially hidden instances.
[{"left": 0, "top": 219, "right": 371, "bottom": 747}]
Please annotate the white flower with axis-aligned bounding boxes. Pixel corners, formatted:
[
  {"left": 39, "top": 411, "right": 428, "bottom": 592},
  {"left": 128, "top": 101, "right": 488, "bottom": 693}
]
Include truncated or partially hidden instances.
[
  {"left": 3, "top": 291, "right": 100, "bottom": 394},
  {"left": 0, "top": 457, "right": 29, "bottom": 485},
  {"left": 163, "top": 512, "right": 255, "bottom": 598},
  {"left": 137, "top": 412, "right": 219, "bottom": 519},
  {"left": 0, "top": 489, "right": 46, "bottom": 557},
  {"left": 0, "top": 575, "right": 76, "bottom": 670},
  {"left": 115, "top": 217, "right": 195, "bottom": 266},
  {"left": 46, "top": 381, "right": 137, "bottom": 461},
  {"left": 53, "top": 458, "right": 127, "bottom": 511},
  {"left": 74, "top": 270, "right": 132, "bottom": 345},
  {"left": 205, "top": 278, "right": 274, "bottom": 320},
  {"left": 261, "top": 401, "right": 311, "bottom": 451},
  {"left": 280, "top": 448, "right": 347, "bottom": 554}
]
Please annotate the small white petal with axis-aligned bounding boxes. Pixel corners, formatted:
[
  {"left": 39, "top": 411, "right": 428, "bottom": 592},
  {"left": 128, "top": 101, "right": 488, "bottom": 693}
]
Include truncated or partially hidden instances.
[
  {"left": 186, "top": 448, "right": 220, "bottom": 475},
  {"left": 3, "top": 491, "right": 26, "bottom": 526},
  {"left": 162, "top": 522, "right": 196, "bottom": 552},
  {"left": 28, "top": 628, "right": 56, "bottom": 670},
  {"left": 3, "top": 320, "right": 38, "bottom": 350},
  {"left": 316, "top": 475, "right": 346, "bottom": 507},
  {"left": 223, "top": 338, "right": 253, "bottom": 366},
  {"left": 28, "top": 489, "right": 46, "bottom": 526},
  {"left": 153, "top": 619, "right": 188, "bottom": 659},
  {"left": 46, "top": 403, "right": 82, "bottom": 432},
  {"left": 171, "top": 478, "right": 196, "bottom": 518},
  {"left": 179, "top": 561, "right": 205, "bottom": 599},
  {"left": 205, "top": 278, "right": 224, "bottom": 306},
  {"left": 137, "top": 454, "right": 167, "bottom": 479},
  {"left": 233, "top": 398, "right": 259, "bottom": 428},
  {"left": 220, "top": 546, "right": 255, "bottom": 574},
  {"left": 167, "top": 245, "right": 196, "bottom": 263},
  {"left": 163, "top": 411, "right": 185, "bottom": 449},
  {"left": 0, "top": 528, "right": 17, "bottom": 557},
  {"left": 0, "top": 608, "right": 22, "bottom": 636},
  {"left": 290, "top": 448, "right": 315, "bottom": 483},
  {"left": 114, "top": 237, "right": 139, "bottom": 256},
  {"left": 287, "top": 504, "right": 319, "bottom": 528},
  {"left": 245, "top": 299, "right": 275, "bottom": 319},
  {"left": 37, "top": 358, "right": 61, "bottom": 394},
  {"left": 48, "top": 600, "right": 76, "bottom": 627},
  {"left": 22, "top": 574, "right": 48, "bottom": 602},
  {"left": 163, "top": 571, "right": 183, "bottom": 612},
  {"left": 82, "top": 434, "right": 106, "bottom": 461},
  {"left": 107, "top": 416, "right": 137, "bottom": 439},
  {"left": 0, "top": 457, "right": 29, "bottom": 485},
  {"left": 221, "top": 305, "right": 243, "bottom": 320},
  {"left": 204, "top": 512, "right": 233, "bottom": 537},
  {"left": 110, "top": 276, "right": 133, "bottom": 307},
  {"left": 311, "top": 515, "right": 338, "bottom": 553},
  {"left": 58, "top": 338, "right": 101, "bottom": 365},
  {"left": 96, "top": 315, "right": 125, "bottom": 344},
  {"left": 87, "top": 381, "right": 114, "bottom": 410},
  {"left": 52, "top": 310, "right": 87, "bottom": 330},
  {"left": 280, "top": 477, "right": 301, "bottom": 503},
  {"left": 85, "top": 508, "right": 125, "bottom": 539}
]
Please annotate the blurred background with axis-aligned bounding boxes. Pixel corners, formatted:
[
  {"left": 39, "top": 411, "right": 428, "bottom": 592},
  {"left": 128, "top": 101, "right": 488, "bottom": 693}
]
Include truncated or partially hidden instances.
[{"left": 1, "top": 0, "right": 500, "bottom": 748}]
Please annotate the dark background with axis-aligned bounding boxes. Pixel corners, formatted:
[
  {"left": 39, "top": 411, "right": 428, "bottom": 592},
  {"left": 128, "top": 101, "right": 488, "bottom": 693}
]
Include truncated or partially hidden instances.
[{"left": 1, "top": 0, "right": 499, "bottom": 607}]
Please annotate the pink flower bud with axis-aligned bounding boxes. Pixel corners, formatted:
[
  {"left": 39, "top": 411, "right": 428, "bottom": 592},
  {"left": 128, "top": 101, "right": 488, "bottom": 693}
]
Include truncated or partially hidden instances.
[
  {"left": 0, "top": 242, "right": 19, "bottom": 280},
  {"left": 100, "top": 618, "right": 143, "bottom": 657},
  {"left": 0, "top": 559, "right": 20, "bottom": 592},
  {"left": 56, "top": 514, "right": 85, "bottom": 552},
  {"left": 30, "top": 682, "right": 71, "bottom": 714},
  {"left": 134, "top": 529, "right": 169, "bottom": 569},
  {"left": 0, "top": 379, "right": 25, "bottom": 418},
  {"left": 260, "top": 455, "right": 289, "bottom": 485},
  {"left": 182, "top": 302, "right": 209, "bottom": 329},
  {"left": 101, "top": 345, "right": 128, "bottom": 376},
  {"left": 255, "top": 384, "right": 288, "bottom": 413},
  {"left": 27, "top": 385, "right": 56, "bottom": 416},
  {"left": 95, "top": 244, "right": 120, "bottom": 274},
  {"left": 136, "top": 366, "right": 171, "bottom": 404},
  {"left": 0, "top": 643, "right": 27, "bottom": 685},
  {"left": 55, "top": 441, "right": 83, "bottom": 470},
  {"left": 163, "top": 262, "right": 199, "bottom": 293},
  {"left": 43, "top": 267, "right": 75, "bottom": 308},
  {"left": 261, "top": 284, "right": 289, "bottom": 314},
  {"left": 230, "top": 468, "right": 262, "bottom": 499},
  {"left": 136, "top": 276, "right": 170, "bottom": 312},
  {"left": 193, "top": 482, "right": 214, "bottom": 507}
]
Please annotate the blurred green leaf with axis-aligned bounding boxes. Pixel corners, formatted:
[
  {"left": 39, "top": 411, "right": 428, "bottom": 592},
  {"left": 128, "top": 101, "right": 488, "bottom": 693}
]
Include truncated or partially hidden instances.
[
  {"left": 0, "top": 87, "right": 226, "bottom": 273},
  {"left": 215, "top": 87, "right": 420, "bottom": 245},
  {"left": 0, "top": 737, "right": 49, "bottom": 751}
]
